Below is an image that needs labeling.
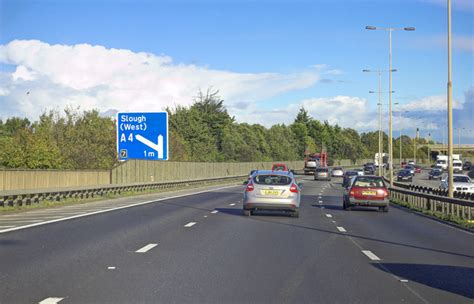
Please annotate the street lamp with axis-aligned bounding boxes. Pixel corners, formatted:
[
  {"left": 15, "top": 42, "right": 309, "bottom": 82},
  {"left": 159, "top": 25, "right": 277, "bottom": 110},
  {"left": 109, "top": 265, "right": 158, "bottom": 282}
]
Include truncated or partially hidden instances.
[
  {"left": 447, "top": 0, "right": 454, "bottom": 197},
  {"left": 396, "top": 110, "right": 409, "bottom": 166},
  {"left": 366, "top": 25, "right": 415, "bottom": 188},
  {"left": 364, "top": 68, "right": 396, "bottom": 176}
]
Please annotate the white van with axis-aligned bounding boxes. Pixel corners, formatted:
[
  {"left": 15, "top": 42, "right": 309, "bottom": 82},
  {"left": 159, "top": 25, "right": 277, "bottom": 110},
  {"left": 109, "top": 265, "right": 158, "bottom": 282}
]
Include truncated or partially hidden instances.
[{"left": 453, "top": 160, "right": 463, "bottom": 173}]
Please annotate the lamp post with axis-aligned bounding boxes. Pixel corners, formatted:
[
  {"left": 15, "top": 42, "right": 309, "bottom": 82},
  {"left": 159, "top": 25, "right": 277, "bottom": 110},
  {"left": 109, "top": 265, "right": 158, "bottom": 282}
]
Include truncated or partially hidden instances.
[
  {"left": 456, "top": 127, "right": 465, "bottom": 155},
  {"left": 364, "top": 69, "right": 396, "bottom": 176},
  {"left": 447, "top": 0, "right": 454, "bottom": 197},
  {"left": 366, "top": 25, "right": 415, "bottom": 187},
  {"left": 397, "top": 110, "right": 409, "bottom": 166}
]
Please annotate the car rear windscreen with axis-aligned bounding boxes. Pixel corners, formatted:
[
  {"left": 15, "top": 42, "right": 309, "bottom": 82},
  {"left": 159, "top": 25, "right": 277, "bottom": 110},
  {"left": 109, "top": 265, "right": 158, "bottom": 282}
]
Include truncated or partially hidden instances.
[
  {"left": 272, "top": 165, "right": 286, "bottom": 171},
  {"left": 253, "top": 175, "right": 292, "bottom": 185},
  {"left": 316, "top": 168, "right": 328, "bottom": 172},
  {"left": 453, "top": 176, "right": 470, "bottom": 183},
  {"left": 353, "top": 177, "right": 385, "bottom": 188}
]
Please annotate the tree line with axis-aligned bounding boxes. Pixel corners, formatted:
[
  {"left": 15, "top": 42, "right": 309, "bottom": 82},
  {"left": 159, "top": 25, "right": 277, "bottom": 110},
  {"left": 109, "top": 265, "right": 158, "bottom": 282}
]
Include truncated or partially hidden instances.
[{"left": 0, "top": 89, "right": 428, "bottom": 170}]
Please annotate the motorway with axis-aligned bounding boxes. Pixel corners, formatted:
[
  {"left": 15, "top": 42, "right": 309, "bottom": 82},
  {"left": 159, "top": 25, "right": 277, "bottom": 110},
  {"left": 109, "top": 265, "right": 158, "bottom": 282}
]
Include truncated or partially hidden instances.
[{"left": 0, "top": 176, "right": 473, "bottom": 303}]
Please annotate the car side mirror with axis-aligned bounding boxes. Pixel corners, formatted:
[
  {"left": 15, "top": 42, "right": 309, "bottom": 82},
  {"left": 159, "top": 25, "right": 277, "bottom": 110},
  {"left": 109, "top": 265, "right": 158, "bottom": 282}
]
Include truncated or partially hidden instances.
[{"left": 243, "top": 180, "right": 248, "bottom": 185}]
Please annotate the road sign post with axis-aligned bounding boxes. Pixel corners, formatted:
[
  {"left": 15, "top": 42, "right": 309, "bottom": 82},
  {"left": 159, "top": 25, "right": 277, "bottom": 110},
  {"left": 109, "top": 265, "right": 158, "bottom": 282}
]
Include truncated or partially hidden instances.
[{"left": 117, "top": 112, "right": 168, "bottom": 161}]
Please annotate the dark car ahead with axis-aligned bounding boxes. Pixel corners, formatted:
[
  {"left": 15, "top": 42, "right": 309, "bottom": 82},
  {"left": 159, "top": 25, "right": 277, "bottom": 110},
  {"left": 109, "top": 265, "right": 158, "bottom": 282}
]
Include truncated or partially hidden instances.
[
  {"left": 428, "top": 169, "right": 443, "bottom": 180},
  {"left": 342, "top": 171, "right": 359, "bottom": 188},
  {"left": 463, "top": 161, "right": 472, "bottom": 171},
  {"left": 343, "top": 175, "right": 389, "bottom": 212},
  {"left": 397, "top": 169, "right": 413, "bottom": 182},
  {"left": 363, "top": 165, "right": 375, "bottom": 175}
]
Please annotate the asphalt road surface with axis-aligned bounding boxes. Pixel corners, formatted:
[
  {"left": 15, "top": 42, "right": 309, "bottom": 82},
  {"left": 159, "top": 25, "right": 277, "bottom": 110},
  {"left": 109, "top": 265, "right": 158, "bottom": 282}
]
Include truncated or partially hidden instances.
[{"left": 1, "top": 176, "right": 473, "bottom": 304}]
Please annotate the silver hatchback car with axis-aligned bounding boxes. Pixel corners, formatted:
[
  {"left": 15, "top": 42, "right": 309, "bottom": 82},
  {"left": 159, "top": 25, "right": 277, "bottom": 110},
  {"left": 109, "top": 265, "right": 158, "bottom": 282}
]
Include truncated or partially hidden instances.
[{"left": 243, "top": 170, "right": 302, "bottom": 218}]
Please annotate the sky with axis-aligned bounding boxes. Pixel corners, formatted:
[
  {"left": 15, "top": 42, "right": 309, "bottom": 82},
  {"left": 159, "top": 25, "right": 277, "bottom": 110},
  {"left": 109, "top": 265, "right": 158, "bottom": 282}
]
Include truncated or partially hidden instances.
[{"left": 0, "top": 0, "right": 473, "bottom": 144}]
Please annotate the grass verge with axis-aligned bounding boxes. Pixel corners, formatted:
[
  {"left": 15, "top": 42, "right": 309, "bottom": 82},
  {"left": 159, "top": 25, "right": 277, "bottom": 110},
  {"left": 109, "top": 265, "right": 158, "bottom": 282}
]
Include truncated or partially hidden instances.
[
  {"left": 390, "top": 198, "right": 474, "bottom": 230},
  {"left": 1, "top": 178, "right": 244, "bottom": 214}
]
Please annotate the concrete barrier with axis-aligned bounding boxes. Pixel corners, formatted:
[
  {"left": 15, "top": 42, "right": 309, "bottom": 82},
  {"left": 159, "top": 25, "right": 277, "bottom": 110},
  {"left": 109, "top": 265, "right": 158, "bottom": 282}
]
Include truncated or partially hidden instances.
[
  {"left": 111, "top": 160, "right": 304, "bottom": 184},
  {"left": 0, "top": 169, "right": 110, "bottom": 191}
]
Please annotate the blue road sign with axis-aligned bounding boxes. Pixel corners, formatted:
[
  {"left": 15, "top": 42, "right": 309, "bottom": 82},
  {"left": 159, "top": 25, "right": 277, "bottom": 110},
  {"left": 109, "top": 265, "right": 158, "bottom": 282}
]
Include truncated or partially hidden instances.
[{"left": 117, "top": 112, "right": 168, "bottom": 161}]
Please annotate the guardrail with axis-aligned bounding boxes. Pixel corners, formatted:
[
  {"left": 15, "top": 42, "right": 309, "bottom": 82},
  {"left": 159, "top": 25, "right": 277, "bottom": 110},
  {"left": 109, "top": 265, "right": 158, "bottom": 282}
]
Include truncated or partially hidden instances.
[
  {"left": 391, "top": 180, "right": 474, "bottom": 201},
  {"left": 0, "top": 175, "right": 245, "bottom": 208},
  {"left": 389, "top": 187, "right": 474, "bottom": 222}
]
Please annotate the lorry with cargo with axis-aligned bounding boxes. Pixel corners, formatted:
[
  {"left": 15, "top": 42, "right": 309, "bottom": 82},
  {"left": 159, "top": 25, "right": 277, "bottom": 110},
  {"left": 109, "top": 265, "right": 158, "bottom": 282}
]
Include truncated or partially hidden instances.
[
  {"left": 436, "top": 154, "right": 461, "bottom": 170},
  {"left": 304, "top": 151, "right": 328, "bottom": 175},
  {"left": 374, "top": 153, "right": 388, "bottom": 168}
]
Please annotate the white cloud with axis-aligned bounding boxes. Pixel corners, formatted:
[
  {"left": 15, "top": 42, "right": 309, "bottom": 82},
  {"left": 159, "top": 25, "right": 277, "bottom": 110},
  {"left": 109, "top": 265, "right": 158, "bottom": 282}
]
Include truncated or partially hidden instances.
[
  {"left": 232, "top": 95, "right": 380, "bottom": 130},
  {"left": 400, "top": 95, "right": 462, "bottom": 111},
  {"left": 0, "top": 39, "right": 320, "bottom": 119},
  {"left": 12, "top": 65, "right": 37, "bottom": 81}
]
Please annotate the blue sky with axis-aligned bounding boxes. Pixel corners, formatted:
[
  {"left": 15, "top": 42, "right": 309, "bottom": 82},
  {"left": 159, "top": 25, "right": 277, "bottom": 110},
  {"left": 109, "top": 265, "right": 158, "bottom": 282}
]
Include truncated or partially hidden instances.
[{"left": 0, "top": 0, "right": 473, "bottom": 143}]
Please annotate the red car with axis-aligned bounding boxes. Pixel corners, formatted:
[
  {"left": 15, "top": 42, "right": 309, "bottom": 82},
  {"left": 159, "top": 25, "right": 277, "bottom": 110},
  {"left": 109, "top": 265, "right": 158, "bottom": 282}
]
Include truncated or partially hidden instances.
[
  {"left": 343, "top": 176, "right": 389, "bottom": 212},
  {"left": 272, "top": 163, "right": 289, "bottom": 172},
  {"left": 414, "top": 165, "right": 422, "bottom": 174}
]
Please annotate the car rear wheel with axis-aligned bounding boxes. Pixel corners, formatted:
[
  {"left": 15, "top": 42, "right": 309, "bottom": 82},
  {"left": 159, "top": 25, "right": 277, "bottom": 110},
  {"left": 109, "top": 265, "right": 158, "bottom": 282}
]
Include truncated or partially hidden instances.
[
  {"left": 243, "top": 209, "right": 251, "bottom": 216},
  {"left": 379, "top": 206, "right": 389, "bottom": 212}
]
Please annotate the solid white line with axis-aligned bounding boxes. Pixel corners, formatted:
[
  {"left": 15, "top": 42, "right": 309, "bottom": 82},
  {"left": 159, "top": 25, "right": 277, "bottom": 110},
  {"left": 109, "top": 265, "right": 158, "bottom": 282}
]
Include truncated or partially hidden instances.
[
  {"left": 337, "top": 226, "right": 347, "bottom": 232},
  {"left": 229, "top": 203, "right": 236, "bottom": 206},
  {"left": 39, "top": 297, "right": 64, "bottom": 304},
  {"left": 0, "top": 184, "right": 239, "bottom": 235},
  {"left": 184, "top": 222, "right": 196, "bottom": 228},
  {"left": 325, "top": 214, "right": 332, "bottom": 218},
  {"left": 0, "top": 226, "right": 16, "bottom": 229},
  {"left": 135, "top": 243, "right": 158, "bottom": 253},
  {"left": 362, "top": 250, "right": 381, "bottom": 261},
  {"left": 211, "top": 210, "right": 219, "bottom": 214}
]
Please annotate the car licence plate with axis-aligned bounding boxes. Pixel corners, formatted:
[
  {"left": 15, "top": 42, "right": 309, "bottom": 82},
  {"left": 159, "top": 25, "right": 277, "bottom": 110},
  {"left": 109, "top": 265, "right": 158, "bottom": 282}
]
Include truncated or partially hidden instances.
[
  {"left": 362, "top": 191, "right": 376, "bottom": 196},
  {"left": 261, "top": 190, "right": 281, "bottom": 196}
]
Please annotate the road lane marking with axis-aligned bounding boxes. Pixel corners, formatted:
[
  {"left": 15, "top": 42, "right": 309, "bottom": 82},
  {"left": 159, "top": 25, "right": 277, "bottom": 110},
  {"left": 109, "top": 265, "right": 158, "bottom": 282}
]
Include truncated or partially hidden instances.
[
  {"left": 107, "top": 266, "right": 116, "bottom": 270},
  {"left": 0, "top": 226, "right": 15, "bottom": 229},
  {"left": 0, "top": 184, "right": 239, "bottom": 235},
  {"left": 211, "top": 210, "right": 219, "bottom": 214},
  {"left": 318, "top": 200, "right": 323, "bottom": 204},
  {"left": 203, "top": 215, "right": 208, "bottom": 218},
  {"left": 39, "top": 298, "right": 64, "bottom": 304},
  {"left": 325, "top": 214, "right": 332, "bottom": 218},
  {"left": 136, "top": 243, "right": 158, "bottom": 253},
  {"left": 337, "top": 226, "right": 347, "bottom": 232},
  {"left": 229, "top": 203, "right": 236, "bottom": 206},
  {"left": 362, "top": 250, "right": 381, "bottom": 261},
  {"left": 331, "top": 220, "right": 336, "bottom": 223},
  {"left": 400, "top": 279, "right": 409, "bottom": 283},
  {"left": 184, "top": 222, "right": 196, "bottom": 228}
]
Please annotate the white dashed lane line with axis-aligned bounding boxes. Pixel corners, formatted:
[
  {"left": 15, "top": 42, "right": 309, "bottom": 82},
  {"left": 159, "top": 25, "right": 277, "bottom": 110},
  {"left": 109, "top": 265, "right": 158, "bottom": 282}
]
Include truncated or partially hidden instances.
[
  {"left": 184, "top": 222, "right": 196, "bottom": 228},
  {"left": 211, "top": 210, "right": 219, "bottom": 214},
  {"left": 107, "top": 266, "right": 116, "bottom": 270},
  {"left": 325, "top": 214, "right": 333, "bottom": 218},
  {"left": 336, "top": 226, "right": 347, "bottom": 232},
  {"left": 362, "top": 250, "right": 381, "bottom": 261},
  {"left": 135, "top": 243, "right": 158, "bottom": 253},
  {"left": 39, "top": 297, "right": 64, "bottom": 304},
  {"left": 229, "top": 203, "right": 236, "bottom": 206}
]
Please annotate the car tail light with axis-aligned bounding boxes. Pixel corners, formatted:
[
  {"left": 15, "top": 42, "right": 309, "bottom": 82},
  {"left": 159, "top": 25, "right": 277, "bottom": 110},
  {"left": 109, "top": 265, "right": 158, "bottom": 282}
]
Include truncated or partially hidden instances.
[
  {"left": 246, "top": 182, "right": 254, "bottom": 192},
  {"left": 290, "top": 183, "right": 298, "bottom": 193},
  {"left": 349, "top": 188, "right": 356, "bottom": 197},
  {"left": 378, "top": 189, "right": 389, "bottom": 197}
]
